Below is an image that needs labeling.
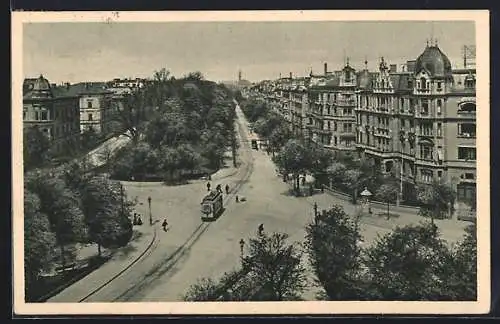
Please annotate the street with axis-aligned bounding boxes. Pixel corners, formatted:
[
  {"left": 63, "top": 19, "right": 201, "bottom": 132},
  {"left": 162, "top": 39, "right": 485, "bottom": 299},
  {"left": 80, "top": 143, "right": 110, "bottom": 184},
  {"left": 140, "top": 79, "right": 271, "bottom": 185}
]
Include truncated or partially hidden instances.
[{"left": 71, "top": 104, "right": 469, "bottom": 302}]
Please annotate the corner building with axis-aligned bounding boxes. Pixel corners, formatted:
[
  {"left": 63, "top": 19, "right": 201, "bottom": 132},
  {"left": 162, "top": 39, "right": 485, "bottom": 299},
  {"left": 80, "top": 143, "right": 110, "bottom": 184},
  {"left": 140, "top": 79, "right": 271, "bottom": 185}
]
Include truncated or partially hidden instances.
[{"left": 355, "top": 42, "right": 476, "bottom": 210}]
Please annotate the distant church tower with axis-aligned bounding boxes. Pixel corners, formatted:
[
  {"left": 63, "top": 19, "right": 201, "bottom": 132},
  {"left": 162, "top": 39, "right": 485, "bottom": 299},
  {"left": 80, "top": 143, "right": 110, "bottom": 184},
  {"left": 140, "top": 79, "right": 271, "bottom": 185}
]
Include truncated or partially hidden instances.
[{"left": 238, "top": 70, "right": 242, "bottom": 82}]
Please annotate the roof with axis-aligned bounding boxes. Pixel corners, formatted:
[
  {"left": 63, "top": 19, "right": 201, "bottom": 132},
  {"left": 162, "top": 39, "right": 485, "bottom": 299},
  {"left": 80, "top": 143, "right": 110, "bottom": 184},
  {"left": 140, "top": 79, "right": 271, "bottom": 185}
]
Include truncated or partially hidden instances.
[
  {"left": 414, "top": 44, "right": 453, "bottom": 78},
  {"left": 53, "top": 82, "right": 112, "bottom": 97},
  {"left": 23, "top": 75, "right": 55, "bottom": 100},
  {"left": 389, "top": 73, "right": 413, "bottom": 92}
]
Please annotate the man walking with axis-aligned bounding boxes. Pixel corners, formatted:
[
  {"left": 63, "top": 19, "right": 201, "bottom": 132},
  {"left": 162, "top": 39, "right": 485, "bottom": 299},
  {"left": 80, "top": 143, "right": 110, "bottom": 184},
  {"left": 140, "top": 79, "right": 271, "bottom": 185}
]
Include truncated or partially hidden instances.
[{"left": 162, "top": 218, "right": 169, "bottom": 232}]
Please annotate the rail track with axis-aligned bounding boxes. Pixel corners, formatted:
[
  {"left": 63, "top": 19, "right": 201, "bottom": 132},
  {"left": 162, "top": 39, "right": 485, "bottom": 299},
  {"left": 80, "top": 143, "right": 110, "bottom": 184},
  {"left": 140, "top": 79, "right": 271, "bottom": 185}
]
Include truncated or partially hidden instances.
[{"left": 78, "top": 105, "right": 254, "bottom": 302}]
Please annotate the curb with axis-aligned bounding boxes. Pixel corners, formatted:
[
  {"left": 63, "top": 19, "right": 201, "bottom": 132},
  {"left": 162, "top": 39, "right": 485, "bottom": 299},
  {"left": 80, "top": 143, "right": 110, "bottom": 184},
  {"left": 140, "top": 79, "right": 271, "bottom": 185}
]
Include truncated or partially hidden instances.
[{"left": 77, "top": 227, "right": 158, "bottom": 302}]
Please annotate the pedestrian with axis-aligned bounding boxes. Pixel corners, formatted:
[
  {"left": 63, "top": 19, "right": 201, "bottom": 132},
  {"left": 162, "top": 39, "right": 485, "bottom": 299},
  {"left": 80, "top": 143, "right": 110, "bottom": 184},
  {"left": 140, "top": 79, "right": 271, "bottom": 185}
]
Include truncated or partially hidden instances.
[
  {"left": 207, "top": 182, "right": 211, "bottom": 192},
  {"left": 133, "top": 213, "right": 138, "bottom": 225},
  {"left": 162, "top": 218, "right": 169, "bottom": 231},
  {"left": 235, "top": 195, "right": 239, "bottom": 203},
  {"left": 225, "top": 184, "right": 230, "bottom": 194},
  {"left": 137, "top": 215, "right": 143, "bottom": 226},
  {"left": 258, "top": 223, "right": 264, "bottom": 236},
  {"left": 216, "top": 184, "right": 222, "bottom": 193}
]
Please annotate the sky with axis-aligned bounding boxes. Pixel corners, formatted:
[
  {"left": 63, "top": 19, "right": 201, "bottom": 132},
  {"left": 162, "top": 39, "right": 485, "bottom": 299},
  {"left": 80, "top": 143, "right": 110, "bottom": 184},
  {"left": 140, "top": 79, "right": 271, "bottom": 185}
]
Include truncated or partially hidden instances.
[{"left": 23, "top": 21, "right": 475, "bottom": 84}]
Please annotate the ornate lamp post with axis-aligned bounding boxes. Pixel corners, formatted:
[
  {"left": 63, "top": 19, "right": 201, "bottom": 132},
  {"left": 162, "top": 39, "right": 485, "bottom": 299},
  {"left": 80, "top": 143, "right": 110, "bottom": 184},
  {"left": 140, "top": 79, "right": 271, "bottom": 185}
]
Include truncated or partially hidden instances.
[
  {"left": 360, "top": 187, "right": 373, "bottom": 214},
  {"left": 148, "top": 196, "right": 152, "bottom": 226}
]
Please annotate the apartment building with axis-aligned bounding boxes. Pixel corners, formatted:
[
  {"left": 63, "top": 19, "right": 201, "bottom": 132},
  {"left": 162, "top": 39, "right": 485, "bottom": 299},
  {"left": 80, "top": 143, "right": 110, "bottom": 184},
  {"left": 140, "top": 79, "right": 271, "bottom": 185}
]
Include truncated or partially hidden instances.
[
  {"left": 23, "top": 75, "right": 80, "bottom": 154},
  {"left": 354, "top": 42, "right": 476, "bottom": 209}
]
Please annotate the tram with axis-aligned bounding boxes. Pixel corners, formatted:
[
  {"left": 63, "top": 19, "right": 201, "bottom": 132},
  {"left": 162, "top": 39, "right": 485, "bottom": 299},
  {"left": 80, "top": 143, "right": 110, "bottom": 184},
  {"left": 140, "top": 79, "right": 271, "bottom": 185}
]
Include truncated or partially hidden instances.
[{"left": 201, "top": 190, "right": 224, "bottom": 221}]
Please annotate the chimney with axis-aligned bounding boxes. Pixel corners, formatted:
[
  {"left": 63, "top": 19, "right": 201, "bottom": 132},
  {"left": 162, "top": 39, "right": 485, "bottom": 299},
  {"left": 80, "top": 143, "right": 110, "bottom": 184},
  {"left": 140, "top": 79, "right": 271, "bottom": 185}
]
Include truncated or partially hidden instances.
[
  {"left": 390, "top": 64, "right": 397, "bottom": 73},
  {"left": 289, "top": 72, "right": 292, "bottom": 79},
  {"left": 324, "top": 62, "right": 328, "bottom": 75},
  {"left": 406, "top": 60, "right": 416, "bottom": 73}
]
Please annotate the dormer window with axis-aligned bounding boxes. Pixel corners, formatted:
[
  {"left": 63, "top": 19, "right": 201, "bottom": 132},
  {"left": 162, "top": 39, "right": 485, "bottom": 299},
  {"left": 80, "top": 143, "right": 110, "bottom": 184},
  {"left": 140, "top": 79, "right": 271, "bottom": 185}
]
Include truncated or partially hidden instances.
[
  {"left": 420, "top": 77, "right": 427, "bottom": 90},
  {"left": 437, "top": 82, "right": 442, "bottom": 91},
  {"left": 464, "top": 75, "right": 476, "bottom": 89}
]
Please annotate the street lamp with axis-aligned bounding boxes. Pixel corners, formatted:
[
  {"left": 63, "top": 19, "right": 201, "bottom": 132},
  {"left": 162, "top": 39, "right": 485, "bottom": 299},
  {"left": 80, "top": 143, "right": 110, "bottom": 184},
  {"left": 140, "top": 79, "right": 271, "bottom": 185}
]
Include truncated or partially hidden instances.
[
  {"left": 147, "top": 196, "right": 152, "bottom": 226},
  {"left": 313, "top": 202, "right": 319, "bottom": 224},
  {"left": 360, "top": 187, "right": 373, "bottom": 214}
]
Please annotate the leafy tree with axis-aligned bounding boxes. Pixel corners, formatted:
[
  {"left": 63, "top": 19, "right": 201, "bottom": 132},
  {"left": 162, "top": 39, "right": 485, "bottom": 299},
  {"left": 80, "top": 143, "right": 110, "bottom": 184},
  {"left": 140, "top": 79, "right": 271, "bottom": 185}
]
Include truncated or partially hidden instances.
[
  {"left": 25, "top": 172, "right": 87, "bottom": 267},
  {"left": 326, "top": 161, "right": 347, "bottom": 187},
  {"left": 24, "top": 126, "right": 51, "bottom": 170},
  {"left": 305, "top": 205, "right": 364, "bottom": 300},
  {"left": 80, "top": 127, "right": 100, "bottom": 150},
  {"left": 24, "top": 189, "right": 56, "bottom": 291},
  {"left": 442, "top": 224, "right": 477, "bottom": 300},
  {"left": 79, "top": 175, "right": 133, "bottom": 256},
  {"left": 268, "top": 124, "right": 293, "bottom": 157},
  {"left": 417, "top": 180, "right": 456, "bottom": 221},
  {"left": 342, "top": 169, "right": 364, "bottom": 204},
  {"left": 182, "top": 277, "right": 220, "bottom": 301},
  {"left": 272, "top": 139, "right": 310, "bottom": 192},
  {"left": 242, "top": 232, "right": 306, "bottom": 301},
  {"left": 375, "top": 182, "right": 400, "bottom": 219},
  {"left": 362, "top": 222, "right": 453, "bottom": 300}
]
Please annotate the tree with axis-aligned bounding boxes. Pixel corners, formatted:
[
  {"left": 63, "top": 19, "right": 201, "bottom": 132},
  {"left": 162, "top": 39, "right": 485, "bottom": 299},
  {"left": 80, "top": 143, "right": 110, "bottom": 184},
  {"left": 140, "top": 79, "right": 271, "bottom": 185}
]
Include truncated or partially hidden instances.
[
  {"left": 25, "top": 173, "right": 87, "bottom": 267},
  {"left": 375, "top": 182, "right": 400, "bottom": 219},
  {"left": 442, "top": 224, "right": 477, "bottom": 300},
  {"left": 24, "top": 189, "right": 57, "bottom": 293},
  {"left": 272, "top": 139, "right": 310, "bottom": 193},
  {"left": 80, "top": 127, "right": 100, "bottom": 150},
  {"left": 268, "top": 124, "right": 293, "bottom": 157},
  {"left": 242, "top": 232, "right": 306, "bottom": 301},
  {"left": 417, "top": 180, "right": 456, "bottom": 221},
  {"left": 24, "top": 126, "right": 51, "bottom": 170},
  {"left": 305, "top": 205, "right": 364, "bottom": 300},
  {"left": 363, "top": 222, "right": 453, "bottom": 300},
  {"left": 79, "top": 175, "right": 133, "bottom": 256},
  {"left": 342, "top": 169, "right": 364, "bottom": 204},
  {"left": 182, "top": 277, "right": 220, "bottom": 301}
]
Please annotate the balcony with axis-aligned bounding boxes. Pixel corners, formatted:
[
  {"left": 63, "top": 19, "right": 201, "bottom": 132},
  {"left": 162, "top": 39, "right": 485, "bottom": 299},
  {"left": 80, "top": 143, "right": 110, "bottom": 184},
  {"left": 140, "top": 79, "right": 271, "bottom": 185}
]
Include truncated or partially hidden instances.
[{"left": 336, "top": 99, "right": 356, "bottom": 106}]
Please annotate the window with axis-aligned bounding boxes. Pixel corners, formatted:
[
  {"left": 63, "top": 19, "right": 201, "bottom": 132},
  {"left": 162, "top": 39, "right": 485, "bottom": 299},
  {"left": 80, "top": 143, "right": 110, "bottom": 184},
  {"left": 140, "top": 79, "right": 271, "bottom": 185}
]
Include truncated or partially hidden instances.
[
  {"left": 420, "top": 77, "right": 427, "bottom": 90},
  {"left": 464, "top": 75, "right": 476, "bottom": 89},
  {"left": 437, "top": 123, "right": 442, "bottom": 137},
  {"left": 420, "top": 145, "right": 433, "bottom": 160},
  {"left": 334, "top": 122, "right": 337, "bottom": 132},
  {"left": 34, "top": 111, "right": 39, "bottom": 120},
  {"left": 334, "top": 137, "right": 337, "bottom": 145},
  {"left": 327, "top": 107, "right": 331, "bottom": 115},
  {"left": 437, "top": 99, "right": 442, "bottom": 114},
  {"left": 87, "top": 100, "right": 93, "bottom": 108},
  {"left": 89, "top": 113, "right": 93, "bottom": 121},
  {"left": 421, "top": 100, "right": 429, "bottom": 115},
  {"left": 343, "top": 123, "right": 348, "bottom": 133},
  {"left": 437, "top": 171, "right": 442, "bottom": 178},
  {"left": 458, "top": 102, "right": 476, "bottom": 114},
  {"left": 465, "top": 173, "right": 475, "bottom": 180},
  {"left": 458, "top": 147, "right": 476, "bottom": 160},
  {"left": 458, "top": 123, "right": 476, "bottom": 137},
  {"left": 23, "top": 111, "right": 26, "bottom": 120},
  {"left": 421, "top": 169, "right": 433, "bottom": 183},
  {"left": 457, "top": 183, "right": 476, "bottom": 202},
  {"left": 437, "top": 82, "right": 442, "bottom": 91},
  {"left": 40, "top": 110, "right": 48, "bottom": 120},
  {"left": 327, "top": 121, "right": 331, "bottom": 130}
]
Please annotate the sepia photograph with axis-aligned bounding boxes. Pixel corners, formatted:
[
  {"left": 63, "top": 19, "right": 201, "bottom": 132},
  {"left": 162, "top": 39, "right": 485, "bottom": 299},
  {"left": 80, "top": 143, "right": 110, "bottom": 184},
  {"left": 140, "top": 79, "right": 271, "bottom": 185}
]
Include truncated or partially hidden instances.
[{"left": 12, "top": 10, "right": 490, "bottom": 315}]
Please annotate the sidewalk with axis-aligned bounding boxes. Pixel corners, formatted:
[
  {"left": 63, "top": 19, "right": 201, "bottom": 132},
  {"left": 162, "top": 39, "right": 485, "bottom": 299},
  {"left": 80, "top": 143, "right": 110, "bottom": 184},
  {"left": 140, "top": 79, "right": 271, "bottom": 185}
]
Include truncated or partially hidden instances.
[
  {"left": 47, "top": 223, "right": 156, "bottom": 302},
  {"left": 305, "top": 192, "right": 469, "bottom": 245}
]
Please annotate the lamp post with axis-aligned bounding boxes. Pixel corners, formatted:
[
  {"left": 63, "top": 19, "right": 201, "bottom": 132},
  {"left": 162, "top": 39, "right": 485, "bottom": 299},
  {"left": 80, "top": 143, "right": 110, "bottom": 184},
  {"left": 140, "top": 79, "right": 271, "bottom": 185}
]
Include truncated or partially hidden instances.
[
  {"left": 313, "top": 202, "right": 319, "bottom": 225},
  {"left": 360, "top": 187, "right": 373, "bottom": 215},
  {"left": 147, "top": 196, "right": 152, "bottom": 226}
]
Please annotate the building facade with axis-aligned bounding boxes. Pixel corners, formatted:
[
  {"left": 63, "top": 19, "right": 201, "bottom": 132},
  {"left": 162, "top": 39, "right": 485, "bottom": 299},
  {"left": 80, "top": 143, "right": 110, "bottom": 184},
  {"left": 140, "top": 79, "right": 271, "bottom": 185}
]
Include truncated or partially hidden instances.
[
  {"left": 23, "top": 75, "right": 80, "bottom": 154},
  {"left": 54, "top": 82, "right": 114, "bottom": 134},
  {"left": 354, "top": 42, "right": 476, "bottom": 211},
  {"left": 256, "top": 41, "right": 476, "bottom": 216}
]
